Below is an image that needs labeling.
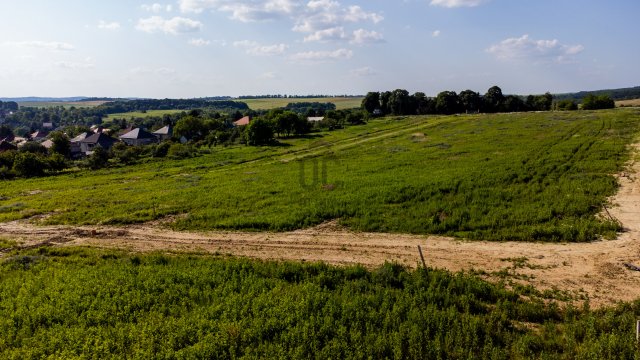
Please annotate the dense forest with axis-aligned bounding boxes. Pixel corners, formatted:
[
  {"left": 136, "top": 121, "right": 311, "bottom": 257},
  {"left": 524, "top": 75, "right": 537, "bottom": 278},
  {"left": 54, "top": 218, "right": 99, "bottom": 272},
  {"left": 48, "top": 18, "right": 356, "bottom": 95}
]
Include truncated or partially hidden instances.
[{"left": 554, "top": 86, "right": 640, "bottom": 102}]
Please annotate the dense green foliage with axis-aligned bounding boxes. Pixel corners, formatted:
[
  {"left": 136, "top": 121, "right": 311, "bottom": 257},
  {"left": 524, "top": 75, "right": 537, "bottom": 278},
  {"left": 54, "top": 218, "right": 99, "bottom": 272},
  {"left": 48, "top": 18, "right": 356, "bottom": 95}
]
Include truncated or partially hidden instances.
[
  {"left": 554, "top": 86, "right": 640, "bottom": 102},
  {"left": 1, "top": 248, "right": 639, "bottom": 359},
  {"left": 363, "top": 86, "right": 555, "bottom": 116},
  {"left": 0, "top": 110, "right": 638, "bottom": 241},
  {"left": 582, "top": 95, "right": 616, "bottom": 110}
]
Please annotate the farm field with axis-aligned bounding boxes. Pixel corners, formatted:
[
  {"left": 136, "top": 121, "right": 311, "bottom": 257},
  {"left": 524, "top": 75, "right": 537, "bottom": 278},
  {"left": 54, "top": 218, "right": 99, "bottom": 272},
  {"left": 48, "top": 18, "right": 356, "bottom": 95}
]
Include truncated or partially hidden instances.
[
  {"left": 103, "top": 109, "right": 185, "bottom": 122},
  {"left": 1, "top": 109, "right": 639, "bottom": 242},
  {"left": 616, "top": 98, "right": 640, "bottom": 107},
  {"left": 17, "top": 100, "right": 108, "bottom": 108},
  {"left": 241, "top": 96, "right": 364, "bottom": 110}
]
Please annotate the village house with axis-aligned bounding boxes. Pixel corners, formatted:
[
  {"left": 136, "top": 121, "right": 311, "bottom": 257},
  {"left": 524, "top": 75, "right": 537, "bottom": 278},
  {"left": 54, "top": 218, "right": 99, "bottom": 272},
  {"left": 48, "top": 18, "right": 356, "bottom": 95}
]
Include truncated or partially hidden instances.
[
  {"left": 70, "top": 132, "right": 92, "bottom": 158},
  {"left": 152, "top": 125, "right": 173, "bottom": 141},
  {"left": 119, "top": 128, "right": 158, "bottom": 146},
  {"left": 30, "top": 130, "right": 49, "bottom": 141},
  {"left": 79, "top": 133, "right": 117, "bottom": 155},
  {"left": 233, "top": 116, "right": 251, "bottom": 126}
]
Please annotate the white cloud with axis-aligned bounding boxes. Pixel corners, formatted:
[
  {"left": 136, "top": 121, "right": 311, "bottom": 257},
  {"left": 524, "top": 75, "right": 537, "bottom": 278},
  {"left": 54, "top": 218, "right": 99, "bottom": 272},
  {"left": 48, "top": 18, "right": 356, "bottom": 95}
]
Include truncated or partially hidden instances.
[
  {"left": 3, "top": 41, "right": 74, "bottom": 51},
  {"left": 350, "top": 29, "right": 384, "bottom": 44},
  {"left": 291, "top": 48, "right": 353, "bottom": 61},
  {"left": 486, "top": 34, "right": 585, "bottom": 63},
  {"left": 177, "top": 0, "right": 384, "bottom": 42},
  {"left": 142, "top": 3, "right": 173, "bottom": 12},
  {"left": 304, "top": 27, "right": 346, "bottom": 42},
  {"left": 136, "top": 16, "right": 203, "bottom": 34},
  {"left": 259, "top": 71, "right": 278, "bottom": 79},
  {"left": 432, "top": 30, "right": 441, "bottom": 37},
  {"left": 189, "top": 38, "right": 211, "bottom": 46},
  {"left": 233, "top": 40, "right": 288, "bottom": 56},
  {"left": 430, "top": 0, "right": 488, "bottom": 8},
  {"left": 351, "top": 66, "right": 376, "bottom": 76},
  {"left": 130, "top": 67, "right": 176, "bottom": 75},
  {"left": 179, "top": 0, "right": 298, "bottom": 21},
  {"left": 98, "top": 20, "right": 121, "bottom": 30},
  {"left": 55, "top": 57, "right": 95, "bottom": 69}
]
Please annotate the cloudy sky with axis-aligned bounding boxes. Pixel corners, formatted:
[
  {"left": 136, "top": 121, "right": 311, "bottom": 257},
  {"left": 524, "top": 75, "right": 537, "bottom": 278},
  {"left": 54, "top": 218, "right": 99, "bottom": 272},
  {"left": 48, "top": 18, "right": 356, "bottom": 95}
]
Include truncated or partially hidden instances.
[{"left": 0, "top": 0, "right": 638, "bottom": 98}]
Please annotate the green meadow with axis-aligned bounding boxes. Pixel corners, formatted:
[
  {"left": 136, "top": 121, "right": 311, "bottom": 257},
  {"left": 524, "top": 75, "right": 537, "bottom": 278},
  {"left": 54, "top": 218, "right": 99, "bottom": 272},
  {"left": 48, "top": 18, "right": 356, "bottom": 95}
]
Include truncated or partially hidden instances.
[
  {"left": 1, "top": 109, "right": 639, "bottom": 242},
  {"left": 103, "top": 109, "right": 186, "bottom": 122},
  {"left": 241, "top": 97, "right": 364, "bottom": 110}
]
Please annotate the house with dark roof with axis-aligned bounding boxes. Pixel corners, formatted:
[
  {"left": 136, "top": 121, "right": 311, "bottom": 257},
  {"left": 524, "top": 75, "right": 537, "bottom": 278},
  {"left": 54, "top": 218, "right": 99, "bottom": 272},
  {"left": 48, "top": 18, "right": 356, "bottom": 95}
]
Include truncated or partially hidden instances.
[
  {"left": 80, "top": 133, "right": 118, "bottom": 155},
  {"left": 152, "top": 125, "right": 173, "bottom": 141},
  {"left": 30, "top": 130, "right": 49, "bottom": 141},
  {"left": 70, "top": 132, "right": 91, "bottom": 158},
  {"left": 233, "top": 116, "right": 251, "bottom": 127},
  {"left": 119, "top": 128, "right": 158, "bottom": 146},
  {"left": 0, "top": 140, "right": 17, "bottom": 153}
]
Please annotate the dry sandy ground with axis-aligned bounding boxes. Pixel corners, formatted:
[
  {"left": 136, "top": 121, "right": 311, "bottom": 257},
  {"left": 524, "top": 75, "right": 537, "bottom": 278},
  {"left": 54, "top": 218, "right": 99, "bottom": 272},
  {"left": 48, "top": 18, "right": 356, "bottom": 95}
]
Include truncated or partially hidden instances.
[{"left": 1, "top": 146, "right": 639, "bottom": 307}]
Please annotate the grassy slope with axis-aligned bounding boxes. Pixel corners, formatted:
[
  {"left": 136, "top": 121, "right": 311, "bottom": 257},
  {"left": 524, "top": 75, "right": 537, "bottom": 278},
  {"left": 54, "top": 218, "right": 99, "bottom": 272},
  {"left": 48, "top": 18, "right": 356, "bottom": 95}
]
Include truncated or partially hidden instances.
[
  {"left": 1, "top": 109, "right": 639, "bottom": 241},
  {"left": 242, "top": 97, "right": 363, "bottom": 110},
  {"left": 103, "top": 109, "right": 185, "bottom": 122},
  {"left": 1, "top": 247, "right": 638, "bottom": 359}
]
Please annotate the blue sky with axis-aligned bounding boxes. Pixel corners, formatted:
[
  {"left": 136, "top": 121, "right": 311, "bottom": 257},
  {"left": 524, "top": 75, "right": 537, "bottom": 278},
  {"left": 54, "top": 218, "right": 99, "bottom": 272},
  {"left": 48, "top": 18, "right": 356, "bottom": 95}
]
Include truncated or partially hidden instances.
[{"left": 0, "top": 0, "right": 638, "bottom": 98}]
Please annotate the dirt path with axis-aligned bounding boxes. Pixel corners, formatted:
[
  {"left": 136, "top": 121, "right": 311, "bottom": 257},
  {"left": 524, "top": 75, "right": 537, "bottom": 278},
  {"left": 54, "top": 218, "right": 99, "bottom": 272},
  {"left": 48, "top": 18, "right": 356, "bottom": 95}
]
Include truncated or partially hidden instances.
[{"left": 2, "top": 146, "right": 639, "bottom": 308}]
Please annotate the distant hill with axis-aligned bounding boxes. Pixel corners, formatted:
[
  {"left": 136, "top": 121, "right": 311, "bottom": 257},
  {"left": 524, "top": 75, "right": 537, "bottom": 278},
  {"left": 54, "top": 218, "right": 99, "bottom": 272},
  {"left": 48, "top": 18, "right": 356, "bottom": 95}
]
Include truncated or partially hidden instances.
[
  {"left": 0, "top": 96, "right": 90, "bottom": 102},
  {"left": 553, "top": 86, "right": 640, "bottom": 102}
]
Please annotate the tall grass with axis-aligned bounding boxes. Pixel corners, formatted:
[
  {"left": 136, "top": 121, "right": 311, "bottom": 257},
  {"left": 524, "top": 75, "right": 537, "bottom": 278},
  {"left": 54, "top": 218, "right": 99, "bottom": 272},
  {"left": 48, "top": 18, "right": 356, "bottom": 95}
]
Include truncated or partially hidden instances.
[
  {"left": 0, "top": 109, "right": 638, "bottom": 241},
  {"left": 1, "top": 248, "right": 639, "bottom": 359}
]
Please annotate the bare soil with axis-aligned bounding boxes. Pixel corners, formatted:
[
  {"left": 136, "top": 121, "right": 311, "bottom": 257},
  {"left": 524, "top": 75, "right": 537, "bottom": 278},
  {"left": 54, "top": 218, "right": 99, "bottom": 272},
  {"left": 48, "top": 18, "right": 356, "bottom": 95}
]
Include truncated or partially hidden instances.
[{"left": 1, "top": 145, "right": 639, "bottom": 308}]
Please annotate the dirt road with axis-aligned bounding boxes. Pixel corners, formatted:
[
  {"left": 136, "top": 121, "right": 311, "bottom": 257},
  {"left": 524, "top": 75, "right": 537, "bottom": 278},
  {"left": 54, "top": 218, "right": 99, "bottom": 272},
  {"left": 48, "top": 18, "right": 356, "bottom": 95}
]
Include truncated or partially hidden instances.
[{"left": 1, "top": 146, "right": 639, "bottom": 307}]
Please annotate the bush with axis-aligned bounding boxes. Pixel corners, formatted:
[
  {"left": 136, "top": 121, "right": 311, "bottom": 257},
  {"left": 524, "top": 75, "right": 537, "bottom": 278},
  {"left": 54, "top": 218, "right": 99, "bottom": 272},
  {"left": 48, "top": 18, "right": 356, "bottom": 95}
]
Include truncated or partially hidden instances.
[
  {"left": 152, "top": 142, "right": 171, "bottom": 158},
  {"left": 167, "top": 143, "right": 196, "bottom": 159},
  {"left": 555, "top": 99, "right": 578, "bottom": 111},
  {"left": 12, "top": 152, "right": 46, "bottom": 177},
  {"left": 85, "top": 146, "right": 110, "bottom": 170},
  {"left": 46, "top": 153, "right": 68, "bottom": 172},
  {"left": 582, "top": 94, "right": 615, "bottom": 110}
]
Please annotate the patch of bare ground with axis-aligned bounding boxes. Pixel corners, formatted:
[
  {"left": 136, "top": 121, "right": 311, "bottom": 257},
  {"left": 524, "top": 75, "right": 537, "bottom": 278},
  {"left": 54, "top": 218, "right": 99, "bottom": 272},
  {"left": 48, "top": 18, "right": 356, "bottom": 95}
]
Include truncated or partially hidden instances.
[{"left": 1, "top": 144, "right": 640, "bottom": 308}]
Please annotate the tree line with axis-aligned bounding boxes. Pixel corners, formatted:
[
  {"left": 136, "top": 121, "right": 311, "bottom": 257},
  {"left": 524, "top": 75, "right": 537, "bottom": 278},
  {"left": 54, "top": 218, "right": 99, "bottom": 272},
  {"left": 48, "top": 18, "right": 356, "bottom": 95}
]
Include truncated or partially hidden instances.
[
  {"left": 362, "top": 86, "right": 556, "bottom": 116},
  {"left": 361, "top": 86, "right": 615, "bottom": 116}
]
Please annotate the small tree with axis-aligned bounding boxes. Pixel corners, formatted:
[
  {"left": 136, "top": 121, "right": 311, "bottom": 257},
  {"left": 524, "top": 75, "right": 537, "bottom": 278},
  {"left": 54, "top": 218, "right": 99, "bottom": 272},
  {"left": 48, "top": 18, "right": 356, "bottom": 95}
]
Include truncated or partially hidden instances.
[
  {"left": 582, "top": 94, "right": 615, "bottom": 110},
  {"left": 50, "top": 131, "right": 71, "bottom": 158},
  {"left": 245, "top": 118, "right": 275, "bottom": 146},
  {"left": 86, "top": 146, "right": 110, "bottom": 170},
  {"left": 13, "top": 152, "right": 46, "bottom": 177}
]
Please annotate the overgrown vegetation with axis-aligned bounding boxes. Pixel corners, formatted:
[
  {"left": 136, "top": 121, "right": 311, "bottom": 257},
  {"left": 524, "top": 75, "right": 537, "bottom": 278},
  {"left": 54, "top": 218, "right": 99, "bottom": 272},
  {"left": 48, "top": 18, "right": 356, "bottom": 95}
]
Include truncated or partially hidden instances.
[
  {"left": 0, "top": 247, "right": 639, "bottom": 359},
  {"left": 0, "top": 109, "right": 638, "bottom": 242}
]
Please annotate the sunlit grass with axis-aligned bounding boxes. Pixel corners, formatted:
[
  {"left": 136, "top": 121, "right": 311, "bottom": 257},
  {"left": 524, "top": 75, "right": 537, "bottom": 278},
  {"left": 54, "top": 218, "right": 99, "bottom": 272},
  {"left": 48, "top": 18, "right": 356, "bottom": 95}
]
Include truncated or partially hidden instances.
[{"left": 1, "top": 109, "right": 638, "bottom": 241}]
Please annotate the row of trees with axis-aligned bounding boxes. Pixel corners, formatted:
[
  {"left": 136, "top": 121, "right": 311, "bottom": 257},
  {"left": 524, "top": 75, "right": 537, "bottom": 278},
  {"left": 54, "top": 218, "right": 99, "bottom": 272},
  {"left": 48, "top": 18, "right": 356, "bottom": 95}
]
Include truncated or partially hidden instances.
[{"left": 362, "top": 87, "right": 555, "bottom": 116}]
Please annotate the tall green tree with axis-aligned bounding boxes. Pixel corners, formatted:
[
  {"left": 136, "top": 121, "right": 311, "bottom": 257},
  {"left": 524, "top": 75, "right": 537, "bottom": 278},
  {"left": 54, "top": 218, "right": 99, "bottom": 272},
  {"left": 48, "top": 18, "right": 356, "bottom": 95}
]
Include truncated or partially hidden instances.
[
  {"left": 483, "top": 86, "right": 504, "bottom": 113},
  {"left": 49, "top": 131, "right": 71, "bottom": 158},
  {"left": 459, "top": 90, "right": 481, "bottom": 113},
  {"left": 245, "top": 118, "right": 275, "bottom": 146},
  {"left": 435, "top": 91, "right": 460, "bottom": 115},
  {"left": 361, "top": 92, "right": 380, "bottom": 114}
]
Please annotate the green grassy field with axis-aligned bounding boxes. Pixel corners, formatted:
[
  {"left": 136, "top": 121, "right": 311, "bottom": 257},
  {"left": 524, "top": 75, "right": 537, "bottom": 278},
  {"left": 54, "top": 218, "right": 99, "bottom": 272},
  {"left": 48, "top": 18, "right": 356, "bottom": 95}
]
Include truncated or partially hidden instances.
[
  {"left": 103, "top": 109, "right": 185, "bottom": 121},
  {"left": 241, "top": 97, "right": 364, "bottom": 110},
  {"left": 17, "top": 101, "right": 107, "bottom": 108},
  {"left": 1, "top": 109, "right": 639, "bottom": 241},
  {"left": 1, "top": 247, "right": 638, "bottom": 359}
]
